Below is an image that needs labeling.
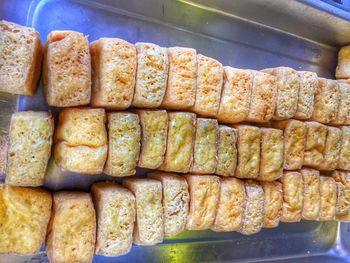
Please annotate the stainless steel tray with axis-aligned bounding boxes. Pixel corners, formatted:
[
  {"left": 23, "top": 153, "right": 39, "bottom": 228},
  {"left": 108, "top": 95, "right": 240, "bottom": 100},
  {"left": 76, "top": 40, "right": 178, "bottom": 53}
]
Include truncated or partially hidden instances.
[{"left": 1, "top": 0, "right": 350, "bottom": 262}]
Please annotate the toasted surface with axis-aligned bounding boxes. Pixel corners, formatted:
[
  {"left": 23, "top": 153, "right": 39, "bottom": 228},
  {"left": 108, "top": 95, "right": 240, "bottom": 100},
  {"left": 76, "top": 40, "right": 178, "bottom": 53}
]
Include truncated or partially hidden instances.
[
  {"left": 91, "top": 182, "right": 136, "bottom": 257},
  {"left": 258, "top": 128, "right": 283, "bottom": 181},
  {"left": 104, "top": 112, "right": 141, "bottom": 177},
  {"left": 0, "top": 185, "right": 52, "bottom": 255},
  {"left": 246, "top": 70, "right": 277, "bottom": 122},
  {"left": 191, "top": 54, "right": 223, "bottom": 117},
  {"left": 217, "top": 67, "right": 253, "bottom": 123},
  {"left": 161, "top": 47, "right": 197, "bottom": 109},
  {"left": 6, "top": 111, "right": 54, "bottom": 186},
  {"left": 319, "top": 176, "right": 337, "bottom": 221},
  {"left": 138, "top": 110, "right": 168, "bottom": 169},
  {"left": 46, "top": 192, "right": 96, "bottom": 263},
  {"left": 212, "top": 177, "right": 246, "bottom": 232},
  {"left": 0, "top": 20, "right": 42, "bottom": 95},
  {"left": 132, "top": 42, "right": 168, "bottom": 108},
  {"left": 160, "top": 112, "right": 196, "bottom": 173},
  {"left": 233, "top": 125, "right": 261, "bottom": 179},
  {"left": 338, "top": 126, "right": 350, "bottom": 170},
  {"left": 215, "top": 125, "right": 237, "bottom": 177},
  {"left": 332, "top": 171, "right": 350, "bottom": 216},
  {"left": 43, "top": 30, "right": 91, "bottom": 107},
  {"left": 317, "top": 126, "right": 341, "bottom": 171},
  {"left": 122, "top": 178, "right": 164, "bottom": 246},
  {"left": 303, "top": 121, "right": 327, "bottom": 168},
  {"left": 149, "top": 172, "right": 189, "bottom": 236},
  {"left": 261, "top": 181, "right": 282, "bottom": 228},
  {"left": 336, "top": 45, "right": 350, "bottom": 79},
  {"left": 240, "top": 180, "right": 265, "bottom": 235},
  {"left": 191, "top": 118, "right": 218, "bottom": 174},
  {"left": 186, "top": 175, "right": 220, "bottom": 230},
  {"left": 301, "top": 168, "right": 320, "bottom": 220},
  {"left": 331, "top": 80, "right": 350, "bottom": 125},
  {"left": 281, "top": 171, "right": 303, "bottom": 222},
  {"left": 295, "top": 71, "right": 317, "bottom": 120}
]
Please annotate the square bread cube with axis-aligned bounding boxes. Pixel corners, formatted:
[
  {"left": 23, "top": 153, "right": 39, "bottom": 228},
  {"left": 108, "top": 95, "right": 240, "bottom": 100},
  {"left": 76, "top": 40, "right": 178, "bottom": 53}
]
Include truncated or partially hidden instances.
[
  {"left": 0, "top": 134, "right": 8, "bottom": 178},
  {"left": 90, "top": 38, "right": 136, "bottom": 109},
  {"left": 331, "top": 171, "right": 350, "bottom": 216},
  {"left": 212, "top": 177, "right": 246, "bottom": 232},
  {"left": 137, "top": 110, "right": 168, "bottom": 169},
  {"left": 186, "top": 175, "right": 220, "bottom": 230},
  {"left": 295, "top": 71, "right": 317, "bottom": 120},
  {"left": 301, "top": 168, "right": 320, "bottom": 221},
  {"left": 272, "top": 120, "right": 306, "bottom": 170},
  {"left": 317, "top": 126, "right": 341, "bottom": 171},
  {"left": 215, "top": 125, "right": 237, "bottom": 177},
  {"left": 148, "top": 172, "right": 190, "bottom": 236},
  {"left": 239, "top": 181, "right": 265, "bottom": 235},
  {"left": 132, "top": 42, "right": 168, "bottom": 108},
  {"left": 191, "top": 54, "right": 223, "bottom": 118},
  {"left": 91, "top": 182, "right": 136, "bottom": 257},
  {"left": 319, "top": 176, "right": 337, "bottom": 221},
  {"left": 262, "top": 67, "right": 299, "bottom": 120},
  {"left": 261, "top": 181, "right": 282, "bottom": 228},
  {"left": 258, "top": 128, "right": 284, "bottom": 181},
  {"left": 191, "top": 118, "right": 218, "bottom": 174},
  {"left": 303, "top": 121, "right": 328, "bottom": 168},
  {"left": 0, "top": 21, "right": 42, "bottom": 95},
  {"left": 312, "top": 78, "right": 340, "bottom": 124},
  {"left": 217, "top": 67, "right": 253, "bottom": 123},
  {"left": 54, "top": 108, "right": 107, "bottom": 174},
  {"left": 246, "top": 70, "right": 277, "bottom": 122},
  {"left": 6, "top": 111, "right": 54, "bottom": 186},
  {"left": 46, "top": 192, "right": 96, "bottom": 263},
  {"left": 104, "top": 112, "right": 141, "bottom": 177},
  {"left": 43, "top": 30, "right": 91, "bottom": 107},
  {"left": 336, "top": 45, "right": 350, "bottom": 79},
  {"left": 330, "top": 80, "right": 350, "bottom": 125},
  {"left": 160, "top": 112, "right": 196, "bottom": 173},
  {"left": 123, "top": 178, "right": 164, "bottom": 245},
  {"left": 338, "top": 126, "right": 350, "bottom": 170},
  {"left": 0, "top": 185, "right": 52, "bottom": 255},
  {"left": 281, "top": 171, "right": 303, "bottom": 222},
  {"left": 161, "top": 47, "right": 197, "bottom": 109},
  {"left": 233, "top": 125, "right": 261, "bottom": 179}
]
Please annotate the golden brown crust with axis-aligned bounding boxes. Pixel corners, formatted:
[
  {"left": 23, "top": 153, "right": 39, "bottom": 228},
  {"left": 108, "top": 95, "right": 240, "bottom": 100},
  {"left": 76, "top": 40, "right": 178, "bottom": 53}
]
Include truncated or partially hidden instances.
[
  {"left": 331, "top": 171, "right": 350, "bottom": 216},
  {"left": 338, "top": 126, "right": 350, "bottom": 170},
  {"left": 330, "top": 80, "right": 350, "bottom": 125},
  {"left": 336, "top": 45, "right": 350, "bottom": 79},
  {"left": 261, "top": 181, "right": 282, "bottom": 228},
  {"left": 295, "top": 71, "right": 317, "bottom": 120},
  {"left": 317, "top": 126, "right": 341, "bottom": 171},
  {"left": 301, "top": 168, "right": 320, "bottom": 220},
  {"left": 281, "top": 171, "right": 303, "bottom": 222},
  {"left": 303, "top": 121, "right": 327, "bottom": 168},
  {"left": 215, "top": 125, "right": 237, "bottom": 176},
  {"left": 319, "top": 176, "right": 337, "bottom": 221}
]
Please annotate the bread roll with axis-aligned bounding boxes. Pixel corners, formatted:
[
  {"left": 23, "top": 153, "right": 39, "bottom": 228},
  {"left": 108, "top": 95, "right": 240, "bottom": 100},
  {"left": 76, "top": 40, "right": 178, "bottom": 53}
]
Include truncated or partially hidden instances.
[
  {"left": 123, "top": 178, "right": 164, "bottom": 245},
  {"left": 161, "top": 47, "right": 197, "bottom": 109},
  {"left": 91, "top": 182, "right": 136, "bottom": 257},
  {"left": 0, "top": 185, "right": 52, "bottom": 255},
  {"left": 303, "top": 121, "right": 327, "bottom": 168},
  {"left": 43, "top": 30, "right": 91, "bottom": 107},
  {"left": 301, "top": 168, "right": 320, "bottom": 221},
  {"left": 0, "top": 20, "right": 42, "bottom": 95},
  {"left": 336, "top": 45, "right": 350, "bottom": 79},
  {"left": 90, "top": 38, "right": 136, "bottom": 109},
  {"left": 295, "top": 71, "right": 317, "bottom": 120},
  {"left": 6, "top": 111, "right": 54, "bottom": 186},
  {"left": 191, "top": 54, "right": 223, "bottom": 117},
  {"left": 338, "top": 126, "right": 350, "bottom": 171},
  {"left": 332, "top": 171, "right": 350, "bottom": 216},
  {"left": 319, "top": 176, "right": 337, "bottom": 221},
  {"left": 281, "top": 171, "right": 303, "bottom": 222},
  {"left": 104, "top": 112, "right": 141, "bottom": 177},
  {"left": 317, "top": 126, "right": 341, "bottom": 171},
  {"left": 261, "top": 181, "right": 282, "bottom": 228},
  {"left": 330, "top": 80, "right": 350, "bottom": 125},
  {"left": 217, "top": 67, "right": 253, "bottom": 123}
]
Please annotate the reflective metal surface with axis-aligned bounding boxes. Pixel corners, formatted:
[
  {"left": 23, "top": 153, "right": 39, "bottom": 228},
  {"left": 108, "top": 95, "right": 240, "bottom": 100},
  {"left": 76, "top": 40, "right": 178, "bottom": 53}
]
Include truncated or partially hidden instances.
[{"left": 0, "top": 0, "right": 349, "bottom": 262}]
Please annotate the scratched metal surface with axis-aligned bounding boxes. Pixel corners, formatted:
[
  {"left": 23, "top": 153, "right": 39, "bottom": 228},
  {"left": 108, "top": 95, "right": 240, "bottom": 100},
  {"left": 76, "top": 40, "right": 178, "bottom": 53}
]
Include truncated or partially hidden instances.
[{"left": 0, "top": 0, "right": 350, "bottom": 262}]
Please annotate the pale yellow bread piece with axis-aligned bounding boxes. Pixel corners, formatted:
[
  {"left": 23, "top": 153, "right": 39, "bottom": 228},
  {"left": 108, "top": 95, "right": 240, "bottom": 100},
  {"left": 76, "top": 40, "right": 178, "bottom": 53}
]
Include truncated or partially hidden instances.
[
  {"left": 186, "top": 175, "right": 220, "bottom": 230},
  {"left": 191, "top": 118, "right": 218, "bottom": 174},
  {"left": 215, "top": 125, "right": 237, "bottom": 177},
  {"left": 261, "top": 181, "right": 282, "bottom": 228},
  {"left": 148, "top": 172, "right": 189, "bottom": 236},
  {"left": 246, "top": 70, "right": 277, "bottom": 122},
  {"left": 331, "top": 171, "right": 350, "bottom": 216},
  {"left": 317, "top": 126, "right": 341, "bottom": 171},
  {"left": 217, "top": 67, "right": 253, "bottom": 123},
  {"left": 191, "top": 54, "right": 223, "bottom": 117},
  {"left": 301, "top": 168, "right": 320, "bottom": 221},
  {"left": 330, "top": 80, "right": 350, "bottom": 125},
  {"left": 90, "top": 38, "right": 136, "bottom": 109},
  {"left": 0, "top": 134, "right": 8, "bottom": 178},
  {"left": 6, "top": 111, "right": 54, "bottom": 186},
  {"left": 281, "top": 171, "right": 303, "bottom": 222},
  {"left": 212, "top": 177, "right": 245, "bottom": 232},
  {"left": 46, "top": 192, "right": 96, "bottom": 263},
  {"left": 43, "top": 30, "right": 91, "bottom": 107},
  {"left": 137, "top": 110, "right": 168, "bottom": 169},
  {"left": 0, "top": 185, "right": 52, "bottom": 255},
  {"left": 336, "top": 45, "right": 350, "bottom": 79},
  {"left": 0, "top": 20, "right": 42, "bottom": 95},
  {"left": 104, "top": 112, "right": 141, "bottom": 177},
  {"left": 303, "top": 121, "right": 327, "bottom": 168},
  {"left": 319, "top": 176, "right": 337, "bottom": 221},
  {"left": 295, "top": 71, "right": 317, "bottom": 120},
  {"left": 91, "top": 182, "right": 136, "bottom": 257},
  {"left": 161, "top": 47, "right": 197, "bottom": 109},
  {"left": 258, "top": 128, "right": 284, "bottom": 181},
  {"left": 338, "top": 126, "right": 350, "bottom": 170},
  {"left": 160, "top": 112, "right": 196, "bottom": 173},
  {"left": 122, "top": 178, "right": 164, "bottom": 246}
]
